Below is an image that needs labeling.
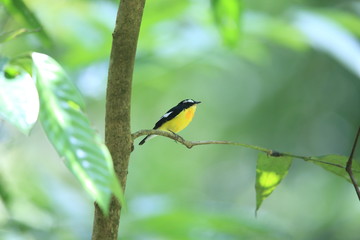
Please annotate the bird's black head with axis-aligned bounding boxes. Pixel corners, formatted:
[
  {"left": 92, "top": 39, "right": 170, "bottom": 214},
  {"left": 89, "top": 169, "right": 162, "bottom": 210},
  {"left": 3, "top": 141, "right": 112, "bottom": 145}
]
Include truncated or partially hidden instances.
[{"left": 178, "top": 99, "right": 201, "bottom": 107}]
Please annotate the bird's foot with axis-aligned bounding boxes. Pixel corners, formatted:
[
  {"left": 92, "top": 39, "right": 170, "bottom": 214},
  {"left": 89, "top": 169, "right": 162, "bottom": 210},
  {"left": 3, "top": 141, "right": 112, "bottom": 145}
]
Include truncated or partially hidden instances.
[{"left": 169, "top": 130, "right": 185, "bottom": 143}]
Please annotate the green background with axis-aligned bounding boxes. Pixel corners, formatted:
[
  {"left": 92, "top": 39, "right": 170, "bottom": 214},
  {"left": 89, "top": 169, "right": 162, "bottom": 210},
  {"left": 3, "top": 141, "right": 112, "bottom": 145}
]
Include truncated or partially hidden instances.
[{"left": 1, "top": 0, "right": 360, "bottom": 239}]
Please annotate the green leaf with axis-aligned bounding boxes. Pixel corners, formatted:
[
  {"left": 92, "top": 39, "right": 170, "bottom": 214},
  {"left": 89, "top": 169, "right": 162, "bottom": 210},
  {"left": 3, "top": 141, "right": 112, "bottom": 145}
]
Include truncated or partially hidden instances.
[
  {"left": 0, "top": 64, "right": 39, "bottom": 135},
  {"left": 211, "top": 0, "right": 243, "bottom": 47},
  {"left": 1, "top": 0, "right": 52, "bottom": 47},
  {"left": 321, "top": 10, "right": 360, "bottom": 38},
  {"left": 9, "top": 56, "right": 33, "bottom": 76},
  {"left": 31, "top": 52, "right": 123, "bottom": 214},
  {"left": 311, "top": 155, "right": 360, "bottom": 183},
  {"left": 255, "top": 153, "right": 292, "bottom": 213},
  {"left": 0, "top": 28, "right": 38, "bottom": 43}
]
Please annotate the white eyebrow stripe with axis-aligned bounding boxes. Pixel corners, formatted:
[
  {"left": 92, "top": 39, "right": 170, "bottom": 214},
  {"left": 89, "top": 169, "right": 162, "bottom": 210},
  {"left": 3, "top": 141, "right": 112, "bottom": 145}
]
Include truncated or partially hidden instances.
[
  {"left": 183, "top": 99, "right": 194, "bottom": 103},
  {"left": 161, "top": 111, "right": 172, "bottom": 118}
]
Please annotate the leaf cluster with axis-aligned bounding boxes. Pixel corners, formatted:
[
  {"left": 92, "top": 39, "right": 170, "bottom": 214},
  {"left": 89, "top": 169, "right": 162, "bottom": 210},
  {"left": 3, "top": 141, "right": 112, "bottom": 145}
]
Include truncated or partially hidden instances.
[{"left": 0, "top": 52, "right": 123, "bottom": 214}]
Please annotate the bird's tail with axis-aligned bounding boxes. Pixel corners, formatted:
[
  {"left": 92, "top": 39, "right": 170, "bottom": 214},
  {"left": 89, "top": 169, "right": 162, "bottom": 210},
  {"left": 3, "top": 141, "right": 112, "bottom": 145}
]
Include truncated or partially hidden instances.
[{"left": 139, "top": 135, "right": 156, "bottom": 145}]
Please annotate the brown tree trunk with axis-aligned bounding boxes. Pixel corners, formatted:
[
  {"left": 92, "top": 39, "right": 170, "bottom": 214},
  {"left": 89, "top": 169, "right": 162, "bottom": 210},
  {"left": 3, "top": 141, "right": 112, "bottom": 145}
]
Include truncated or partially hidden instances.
[{"left": 91, "top": 0, "right": 146, "bottom": 239}]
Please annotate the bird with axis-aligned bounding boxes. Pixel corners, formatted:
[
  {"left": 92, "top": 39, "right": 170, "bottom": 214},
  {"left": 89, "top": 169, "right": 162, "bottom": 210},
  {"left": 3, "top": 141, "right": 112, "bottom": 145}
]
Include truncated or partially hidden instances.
[{"left": 139, "top": 99, "right": 201, "bottom": 145}]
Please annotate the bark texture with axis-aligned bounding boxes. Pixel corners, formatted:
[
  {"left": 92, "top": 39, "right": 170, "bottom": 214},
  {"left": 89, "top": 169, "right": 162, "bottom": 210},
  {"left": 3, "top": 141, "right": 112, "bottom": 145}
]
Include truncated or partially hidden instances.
[{"left": 92, "top": 0, "right": 146, "bottom": 239}]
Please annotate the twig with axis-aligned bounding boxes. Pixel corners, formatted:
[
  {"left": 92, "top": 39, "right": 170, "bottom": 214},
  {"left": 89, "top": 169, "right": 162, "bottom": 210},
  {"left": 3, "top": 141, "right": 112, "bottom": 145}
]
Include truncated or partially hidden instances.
[
  {"left": 131, "top": 129, "right": 350, "bottom": 170},
  {"left": 345, "top": 127, "right": 360, "bottom": 201}
]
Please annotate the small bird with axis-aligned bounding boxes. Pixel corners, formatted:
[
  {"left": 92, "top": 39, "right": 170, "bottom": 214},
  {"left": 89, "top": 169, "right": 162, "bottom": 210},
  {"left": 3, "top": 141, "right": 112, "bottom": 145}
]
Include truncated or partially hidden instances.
[{"left": 139, "top": 99, "right": 201, "bottom": 145}]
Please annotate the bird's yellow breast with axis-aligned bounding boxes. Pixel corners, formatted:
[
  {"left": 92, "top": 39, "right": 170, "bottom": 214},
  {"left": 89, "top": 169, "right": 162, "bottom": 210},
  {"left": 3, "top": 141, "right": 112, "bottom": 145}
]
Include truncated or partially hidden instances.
[{"left": 158, "top": 105, "right": 197, "bottom": 133}]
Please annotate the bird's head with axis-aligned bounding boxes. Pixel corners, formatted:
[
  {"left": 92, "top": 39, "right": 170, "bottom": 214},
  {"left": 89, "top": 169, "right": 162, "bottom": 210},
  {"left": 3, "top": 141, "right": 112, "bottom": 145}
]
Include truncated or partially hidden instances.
[{"left": 178, "top": 99, "right": 201, "bottom": 107}]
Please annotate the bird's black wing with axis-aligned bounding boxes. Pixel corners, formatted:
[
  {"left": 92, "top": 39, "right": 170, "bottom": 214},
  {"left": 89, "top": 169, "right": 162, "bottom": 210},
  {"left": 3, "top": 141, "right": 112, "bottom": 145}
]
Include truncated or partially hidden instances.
[
  {"left": 153, "top": 105, "right": 183, "bottom": 129},
  {"left": 139, "top": 104, "right": 184, "bottom": 145}
]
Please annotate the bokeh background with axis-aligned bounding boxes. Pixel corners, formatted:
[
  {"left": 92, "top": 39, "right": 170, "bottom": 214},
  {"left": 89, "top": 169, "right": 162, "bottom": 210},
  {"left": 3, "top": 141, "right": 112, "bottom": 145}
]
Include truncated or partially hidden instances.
[{"left": 1, "top": 0, "right": 360, "bottom": 239}]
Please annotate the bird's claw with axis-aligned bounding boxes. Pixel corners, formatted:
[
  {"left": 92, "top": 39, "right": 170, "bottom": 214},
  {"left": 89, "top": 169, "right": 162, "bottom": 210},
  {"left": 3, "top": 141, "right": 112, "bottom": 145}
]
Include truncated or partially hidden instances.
[{"left": 169, "top": 130, "right": 184, "bottom": 143}]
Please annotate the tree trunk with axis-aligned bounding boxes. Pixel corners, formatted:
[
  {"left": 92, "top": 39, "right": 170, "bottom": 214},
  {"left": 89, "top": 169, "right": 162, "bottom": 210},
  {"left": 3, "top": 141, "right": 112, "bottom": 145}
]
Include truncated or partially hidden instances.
[{"left": 91, "top": 0, "right": 146, "bottom": 239}]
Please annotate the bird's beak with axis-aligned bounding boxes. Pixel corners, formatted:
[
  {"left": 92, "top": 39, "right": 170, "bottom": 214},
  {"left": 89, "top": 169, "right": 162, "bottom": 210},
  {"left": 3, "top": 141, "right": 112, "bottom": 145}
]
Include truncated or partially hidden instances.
[{"left": 195, "top": 101, "right": 201, "bottom": 104}]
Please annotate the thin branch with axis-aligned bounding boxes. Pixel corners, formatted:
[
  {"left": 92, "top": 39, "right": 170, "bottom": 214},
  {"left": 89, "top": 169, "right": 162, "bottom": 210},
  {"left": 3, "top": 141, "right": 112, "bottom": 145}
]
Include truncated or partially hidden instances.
[
  {"left": 345, "top": 127, "right": 360, "bottom": 201},
  {"left": 131, "top": 129, "right": 350, "bottom": 170},
  {"left": 132, "top": 129, "right": 271, "bottom": 151}
]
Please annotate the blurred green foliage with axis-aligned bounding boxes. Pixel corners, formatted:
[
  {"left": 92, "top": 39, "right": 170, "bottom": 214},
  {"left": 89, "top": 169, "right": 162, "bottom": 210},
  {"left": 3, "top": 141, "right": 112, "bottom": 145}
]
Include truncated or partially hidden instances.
[{"left": 0, "top": 0, "right": 359, "bottom": 239}]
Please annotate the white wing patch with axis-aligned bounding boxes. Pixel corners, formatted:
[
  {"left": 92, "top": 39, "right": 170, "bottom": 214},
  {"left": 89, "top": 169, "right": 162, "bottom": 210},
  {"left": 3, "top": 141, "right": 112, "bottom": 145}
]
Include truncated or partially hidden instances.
[
  {"left": 161, "top": 111, "right": 172, "bottom": 119},
  {"left": 146, "top": 135, "right": 157, "bottom": 141}
]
